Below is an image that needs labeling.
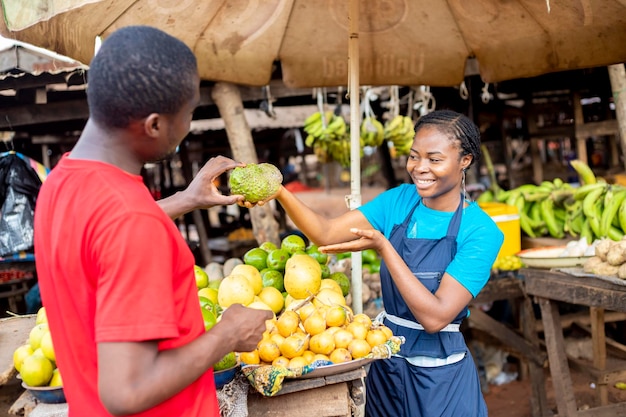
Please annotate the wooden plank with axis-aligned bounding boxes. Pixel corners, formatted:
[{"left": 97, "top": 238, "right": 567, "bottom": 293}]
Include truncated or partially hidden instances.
[
  {"left": 0, "top": 315, "right": 36, "bottom": 386},
  {"left": 537, "top": 297, "right": 579, "bottom": 417},
  {"left": 575, "top": 401, "right": 626, "bottom": 417},
  {"left": 521, "top": 296, "right": 550, "bottom": 417},
  {"left": 590, "top": 307, "right": 608, "bottom": 405},
  {"left": 248, "top": 382, "right": 350, "bottom": 417},
  {"left": 523, "top": 269, "right": 626, "bottom": 313},
  {"left": 569, "top": 357, "right": 626, "bottom": 385},
  {"left": 534, "top": 311, "right": 626, "bottom": 333},
  {"left": 467, "top": 306, "right": 547, "bottom": 366},
  {"left": 274, "top": 377, "right": 327, "bottom": 396},
  {"left": 575, "top": 120, "right": 619, "bottom": 139},
  {"left": 474, "top": 277, "right": 524, "bottom": 304}
]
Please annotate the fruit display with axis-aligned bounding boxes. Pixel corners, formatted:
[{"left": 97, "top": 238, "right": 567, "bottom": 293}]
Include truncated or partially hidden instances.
[
  {"left": 478, "top": 159, "right": 626, "bottom": 242},
  {"left": 229, "top": 163, "right": 283, "bottom": 203},
  {"left": 12, "top": 307, "right": 63, "bottom": 389},
  {"left": 492, "top": 255, "right": 524, "bottom": 271}
]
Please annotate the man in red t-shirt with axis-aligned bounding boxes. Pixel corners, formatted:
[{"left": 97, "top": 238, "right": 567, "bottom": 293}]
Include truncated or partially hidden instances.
[{"left": 34, "top": 26, "right": 272, "bottom": 417}]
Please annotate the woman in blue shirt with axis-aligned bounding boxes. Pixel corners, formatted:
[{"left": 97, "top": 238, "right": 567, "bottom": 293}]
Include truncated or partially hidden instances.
[{"left": 270, "top": 109, "right": 503, "bottom": 416}]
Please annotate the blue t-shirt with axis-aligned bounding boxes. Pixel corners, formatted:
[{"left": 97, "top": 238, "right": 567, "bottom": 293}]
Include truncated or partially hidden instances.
[{"left": 358, "top": 183, "right": 503, "bottom": 297}]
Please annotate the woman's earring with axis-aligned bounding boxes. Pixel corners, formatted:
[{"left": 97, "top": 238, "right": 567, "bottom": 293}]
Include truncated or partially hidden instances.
[{"left": 462, "top": 169, "right": 467, "bottom": 201}]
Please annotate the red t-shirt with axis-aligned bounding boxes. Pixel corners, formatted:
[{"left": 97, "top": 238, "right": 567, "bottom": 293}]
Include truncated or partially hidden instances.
[{"left": 34, "top": 155, "right": 219, "bottom": 417}]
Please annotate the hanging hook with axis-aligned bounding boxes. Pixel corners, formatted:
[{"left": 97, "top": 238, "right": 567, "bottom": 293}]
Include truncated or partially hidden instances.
[
  {"left": 413, "top": 86, "right": 436, "bottom": 116},
  {"left": 459, "top": 81, "right": 469, "bottom": 100},
  {"left": 481, "top": 82, "right": 493, "bottom": 104},
  {"left": 260, "top": 85, "right": 276, "bottom": 118}
]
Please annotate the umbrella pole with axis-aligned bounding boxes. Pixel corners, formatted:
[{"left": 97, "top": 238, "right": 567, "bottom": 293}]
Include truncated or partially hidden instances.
[
  {"left": 608, "top": 64, "right": 626, "bottom": 171},
  {"left": 348, "top": 0, "right": 363, "bottom": 314}
]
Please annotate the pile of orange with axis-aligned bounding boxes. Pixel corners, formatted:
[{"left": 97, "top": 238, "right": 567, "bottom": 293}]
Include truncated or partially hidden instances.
[{"left": 238, "top": 301, "right": 394, "bottom": 369}]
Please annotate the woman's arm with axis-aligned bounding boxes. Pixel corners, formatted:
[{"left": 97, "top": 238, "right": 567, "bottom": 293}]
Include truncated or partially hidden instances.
[
  {"left": 274, "top": 186, "right": 373, "bottom": 246},
  {"left": 320, "top": 228, "right": 473, "bottom": 332}
]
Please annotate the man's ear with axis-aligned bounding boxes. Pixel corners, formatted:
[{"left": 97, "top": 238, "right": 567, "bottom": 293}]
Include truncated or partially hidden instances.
[{"left": 144, "top": 113, "right": 161, "bottom": 138}]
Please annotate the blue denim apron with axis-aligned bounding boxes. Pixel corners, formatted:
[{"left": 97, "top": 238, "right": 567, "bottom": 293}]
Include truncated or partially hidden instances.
[{"left": 365, "top": 197, "right": 487, "bottom": 417}]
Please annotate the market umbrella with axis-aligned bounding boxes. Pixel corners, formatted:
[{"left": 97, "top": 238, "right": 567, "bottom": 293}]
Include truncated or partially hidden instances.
[
  {"left": 1, "top": 0, "right": 625, "bottom": 313},
  {"left": 1, "top": 0, "right": 625, "bottom": 88}
]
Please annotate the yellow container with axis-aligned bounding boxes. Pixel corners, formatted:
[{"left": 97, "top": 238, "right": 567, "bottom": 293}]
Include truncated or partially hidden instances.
[{"left": 478, "top": 202, "right": 521, "bottom": 261}]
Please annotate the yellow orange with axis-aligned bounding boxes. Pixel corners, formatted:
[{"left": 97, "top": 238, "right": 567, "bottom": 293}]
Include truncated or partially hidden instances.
[
  {"left": 258, "top": 340, "right": 281, "bottom": 363},
  {"left": 325, "top": 305, "right": 347, "bottom": 327},
  {"left": 329, "top": 348, "right": 352, "bottom": 364},
  {"left": 346, "top": 322, "right": 369, "bottom": 340},
  {"left": 231, "top": 264, "right": 263, "bottom": 295},
  {"left": 280, "top": 334, "right": 309, "bottom": 359},
  {"left": 272, "top": 356, "right": 290, "bottom": 368},
  {"left": 302, "top": 350, "right": 316, "bottom": 364},
  {"left": 380, "top": 325, "right": 393, "bottom": 340},
  {"left": 295, "top": 302, "right": 317, "bottom": 322},
  {"left": 239, "top": 350, "right": 260, "bottom": 365},
  {"left": 366, "top": 329, "right": 388, "bottom": 348},
  {"left": 303, "top": 313, "right": 327, "bottom": 336},
  {"left": 333, "top": 329, "right": 355, "bottom": 349},
  {"left": 312, "top": 288, "right": 346, "bottom": 308},
  {"left": 276, "top": 310, "right": 300, "bottom": 337},
  {"left": 313, "top": 353, "right": 330, "bottom": 363},
  {"left": 319, "top": 278, "right": 343, "bottom": 295},
  {"left": 348, "top": 339, "right": 372, "bottom": 359},
  {"left": 288, "top": 356, "right": 309, "bottom": 369},
  {"left": 353, "top": 313, "right": 373, "bottom": 328},
  {"left": 258, "top": 286, "right": 285, "bottom": 314},
  {"left": 309, "top": 331, "right": 336, "bottom": 356},
  {"left": 270, "top": 333, "right": 285, "bottom": 347}
]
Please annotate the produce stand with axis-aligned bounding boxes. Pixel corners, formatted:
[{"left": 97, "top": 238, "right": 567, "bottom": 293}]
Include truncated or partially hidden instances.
[
  {"left": 11, "top": 366, "right": 367, "bottom": 417},
  {"left": 524, "top": 268, "right": 626, "bottom": 417}
]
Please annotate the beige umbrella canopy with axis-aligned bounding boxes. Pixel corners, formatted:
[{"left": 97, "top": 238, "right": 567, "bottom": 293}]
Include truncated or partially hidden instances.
[{"left": 1, "top": 0, "right": 625, "bottom": 88}]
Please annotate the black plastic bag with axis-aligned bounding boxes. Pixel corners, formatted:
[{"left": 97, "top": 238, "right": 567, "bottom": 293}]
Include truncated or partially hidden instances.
[{"left": 0, "top": 153, "right": 43, "bottom": 256}]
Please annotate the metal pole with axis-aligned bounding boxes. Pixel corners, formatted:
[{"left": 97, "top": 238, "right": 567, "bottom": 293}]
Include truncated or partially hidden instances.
[{"left": 348, "top": 0, "right": 363, "bottom": 314}]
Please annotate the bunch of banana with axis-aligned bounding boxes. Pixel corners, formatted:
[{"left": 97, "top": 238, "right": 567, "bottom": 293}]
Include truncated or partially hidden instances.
[
  {"left": 478, "top": 159, "right": 626, "bottom": 242},
  {"left": 303, "top": 110, "right": 350, "bottom": 165},
  {"left": 360, "top": 117, "right": 385, "bottom": 147},
  {"left": 384, "top": 115, "right": 415, "bottom": 156}
]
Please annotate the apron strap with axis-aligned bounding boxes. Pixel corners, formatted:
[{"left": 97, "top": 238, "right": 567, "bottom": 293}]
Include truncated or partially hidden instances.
[{"left": 376, "top": 310, "right": 460, "bottom": 332}]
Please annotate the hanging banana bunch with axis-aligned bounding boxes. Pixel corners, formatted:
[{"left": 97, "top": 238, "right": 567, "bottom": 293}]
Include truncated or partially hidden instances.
[
  {"left": 478, "top": 159, "right": 626, "bottom": 242},
  {"left": 384, "top": 115, "right": 415, "bottom": 156}
]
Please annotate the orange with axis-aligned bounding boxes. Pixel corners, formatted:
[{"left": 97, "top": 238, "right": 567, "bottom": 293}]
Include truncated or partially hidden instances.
[
  {"left": 270, "top": 333, "right": 285, "bottom": 347},
  {"left": 288, "top": 356, "right": 309, "bottom": 369},
  {"left": 309, "top": 331, "right": 336, "bottom": 355},
  {"left": 329, "top": 348, "right": 352, "bottom": 364},
  {"left": 346, "top": 322, "right": 369, "bottom": 340},
  {"left": 312, "top": 288, "right": 346, "bottom": 308},
  {"left": 272, "top": 356, "right": 290, "bottom": 368},
  {"left": 313, "top": 353, "right": 330, "bottom": 363},
  {"left": 296, "top": 301, "right": 317, "bottom": 322},
  {"left": 366, "top": 329, "right": 388, "bottom": 348},
  {"left": 239, "top": 350, "right": 260, "bottom": 365},
  {"left": 280, "top": 334, "right": 309, "bottom": 359},
  {"left": 325, "top": 326, "right": 342, "bottom": 336},
  {"left": 325, "top": 305, "right": 347, "bottom": 327},
  {"left": 276, "top": 310, "right": 300, "bottom": 337},
  {"left": 258, "top": 286, "right": 285, "bottom": 314},
  {"left": 353, "top": 313, "right": 373, "bottom": 328},
  {"left": 319, "top": 278, "right": 343, "bottom": 295},
  {"left": 303, "top": 313, "right": 327, "bottom": 336},
  {"left": 302, "top": 350, "right": 316, "bottom": 364},
  {"left": 258, "top": 340, "right": 281, "bottom": 363},
  {"left": 348, "top": 339, "right": 372, "bottom": 359},
  {"left": 380, "top": 325, "right": 393, "bottom": 340},
  {"left": 333, "top": 329, "right": 355, "bottom": 349}
]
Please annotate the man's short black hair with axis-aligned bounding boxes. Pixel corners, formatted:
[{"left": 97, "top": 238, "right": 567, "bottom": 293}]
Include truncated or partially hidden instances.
[{"left": 87, "top": 25, "right": 198, "bottom": 128}]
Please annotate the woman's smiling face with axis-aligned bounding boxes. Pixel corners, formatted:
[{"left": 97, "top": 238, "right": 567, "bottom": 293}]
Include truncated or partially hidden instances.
[{"left": 406, "top": 125, "right": 472, "bottom": 212}]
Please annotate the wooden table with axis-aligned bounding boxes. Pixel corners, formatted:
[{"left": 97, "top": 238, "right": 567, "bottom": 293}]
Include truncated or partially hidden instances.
[
  {"left": 524, "top": 269, "right": 626, "bottom": 417},
  {"left": 468, "top": 274, "right": 550, "bottom": 417}
]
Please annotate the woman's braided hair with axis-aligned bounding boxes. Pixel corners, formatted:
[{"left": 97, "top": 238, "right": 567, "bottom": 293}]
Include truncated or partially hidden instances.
[{"left": 414, "top": 109, "right": 481, "bottom": 167}]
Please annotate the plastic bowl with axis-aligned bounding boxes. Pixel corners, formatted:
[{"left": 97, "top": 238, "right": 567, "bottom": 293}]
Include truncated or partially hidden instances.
[
  {"left": 214, "top": 364, "right": 239, "bottom": 389},
  {"left": 21, "top": 382, "right": 66, "bottom": 404}
]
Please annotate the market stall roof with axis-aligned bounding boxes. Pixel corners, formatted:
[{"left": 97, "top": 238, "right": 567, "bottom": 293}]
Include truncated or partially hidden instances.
[
  {"left": 0, "top": 0, "right": 625, "bottom": 88},
  {"left": 0, "top": 37, "right": 86, "bottom": 80}
]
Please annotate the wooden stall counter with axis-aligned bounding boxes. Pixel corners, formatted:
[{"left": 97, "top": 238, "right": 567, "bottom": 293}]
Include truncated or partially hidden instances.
[{"left": 523, "top": 268, "right": 626, "bottom": 417}]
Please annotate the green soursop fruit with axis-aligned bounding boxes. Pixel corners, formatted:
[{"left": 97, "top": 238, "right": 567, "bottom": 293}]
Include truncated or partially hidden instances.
[{"left": 229, "top": 163, "right": 283, "bottom": 203}]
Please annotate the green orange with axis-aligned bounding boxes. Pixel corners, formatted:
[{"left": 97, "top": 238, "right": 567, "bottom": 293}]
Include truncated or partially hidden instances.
[{"left": 266, "top": 248, "right": 290, "bottom": 271}]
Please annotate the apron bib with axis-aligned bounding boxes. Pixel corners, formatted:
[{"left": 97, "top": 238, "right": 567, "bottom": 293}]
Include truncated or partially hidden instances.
[{"left": 365, "top": 196, "right": 487, "bottom": 417}]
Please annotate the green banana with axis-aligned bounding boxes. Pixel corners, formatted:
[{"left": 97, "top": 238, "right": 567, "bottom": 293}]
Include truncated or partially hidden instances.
[
  {"left": 573, "top": 183, "right": 606, "bottom": 201},
  {"left": 600, "top": 189, "right": 626, "bottom": 237},
  {"left": 608, "top": 226, "right": 624, "bottom": 241},
  {"left": 582, "top": 185, "right": 607, "bottom": 218},
  {"left": 580, "top": 217, "right": 594, "bottom": 243},
  {"left": 619, "top": 198, "right": 626, "bottom": 234},
  {"left": 540, "top": 198, "right": 564, "bottom": 238},
  {"left": 520, "top": 212, "right": 537, "bottom": 238},
  {"left": 570, "top": 159, "right": 597, "bottom": 185}
]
